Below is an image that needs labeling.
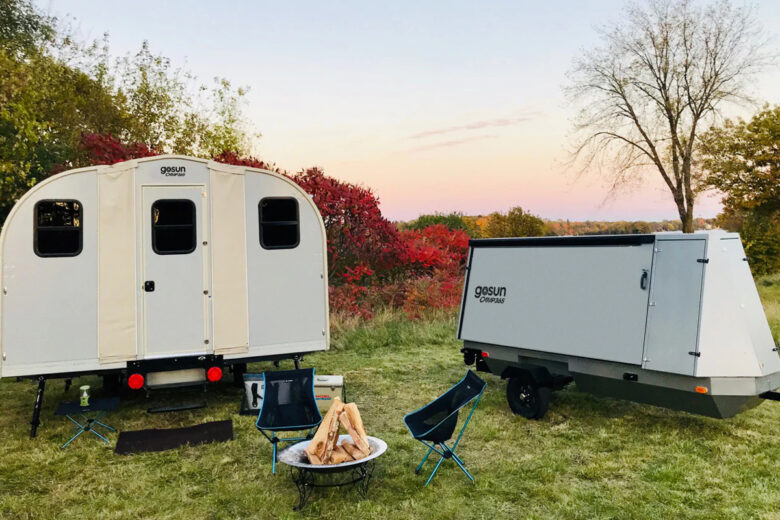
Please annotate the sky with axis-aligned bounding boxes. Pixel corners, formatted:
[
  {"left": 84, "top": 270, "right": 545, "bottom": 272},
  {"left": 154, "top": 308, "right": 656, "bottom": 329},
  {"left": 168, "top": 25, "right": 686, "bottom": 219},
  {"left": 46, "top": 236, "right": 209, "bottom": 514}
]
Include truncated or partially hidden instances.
[{"left": 37, "top": 0, "right": 780, "bottom": 222}]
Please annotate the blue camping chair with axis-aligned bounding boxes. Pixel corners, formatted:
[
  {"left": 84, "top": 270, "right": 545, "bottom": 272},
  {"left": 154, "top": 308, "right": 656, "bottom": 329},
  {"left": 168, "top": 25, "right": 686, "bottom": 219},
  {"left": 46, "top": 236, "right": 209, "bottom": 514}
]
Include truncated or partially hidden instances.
[
  {"left": 256, "top": 368, "right": 323, "bottom": 474},
  {"left": 403, "top": 370, "right": 487, "bottom": 486}
]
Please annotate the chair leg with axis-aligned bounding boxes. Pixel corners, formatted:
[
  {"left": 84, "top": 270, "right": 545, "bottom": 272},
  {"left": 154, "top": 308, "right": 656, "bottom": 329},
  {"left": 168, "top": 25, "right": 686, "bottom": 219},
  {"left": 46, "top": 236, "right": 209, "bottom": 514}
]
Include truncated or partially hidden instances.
[
  {"left": 272, "top": 442, "right": 278, "bottom": 475},
  {"left": 452, "top": 455, "right": 475, "bottom": 482},
  {"left": 415, "top": 446, "right": 434, "bottom": 474},
  {"left": 425, "top": 454, "right": 446, "bottom": 487}
]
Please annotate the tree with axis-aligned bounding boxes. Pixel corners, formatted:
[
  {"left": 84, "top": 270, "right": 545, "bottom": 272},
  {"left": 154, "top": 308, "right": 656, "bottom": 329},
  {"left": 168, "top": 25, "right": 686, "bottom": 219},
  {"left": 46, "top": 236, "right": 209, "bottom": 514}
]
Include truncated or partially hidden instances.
[
  {"left": 404, "top": 212, "right": 480, "bottom": 236},
  {"left": 700, "top": 105, "right": 780, "bottom": 274},
  {"left": 567, "top": 0, "right": 769, "bottom": 233},
  {"left": 484, "top": 207, "right": 546, "bottom": 238},
  {"left": 0, "top": 0, "right": 256, "bottom": 223}
]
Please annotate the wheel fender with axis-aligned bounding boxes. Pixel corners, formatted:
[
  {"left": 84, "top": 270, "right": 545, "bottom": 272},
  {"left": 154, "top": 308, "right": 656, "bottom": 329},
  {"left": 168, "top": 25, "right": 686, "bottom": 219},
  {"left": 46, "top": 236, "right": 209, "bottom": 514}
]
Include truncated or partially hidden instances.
[{"left": 500, "top": 366, "right": 552, "bottom": 387}]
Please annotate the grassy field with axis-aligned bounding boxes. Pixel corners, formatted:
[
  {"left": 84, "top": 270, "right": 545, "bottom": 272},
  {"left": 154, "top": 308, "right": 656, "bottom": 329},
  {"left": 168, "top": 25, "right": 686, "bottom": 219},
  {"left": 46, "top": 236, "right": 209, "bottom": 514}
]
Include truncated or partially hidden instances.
[{"left": 0, "top": 279, "right": 779, "bottom": 519}]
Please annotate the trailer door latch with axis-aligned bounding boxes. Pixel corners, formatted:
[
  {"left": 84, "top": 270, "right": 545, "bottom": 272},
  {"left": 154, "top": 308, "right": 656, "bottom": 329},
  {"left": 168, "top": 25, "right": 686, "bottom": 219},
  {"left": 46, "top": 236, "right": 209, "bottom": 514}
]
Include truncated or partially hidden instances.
[
  {"left": 697, "top": 258, "right": 709, "bottom": 264},
  {"left": 688, "top": 351, "right": 701, "bottom": 357}
]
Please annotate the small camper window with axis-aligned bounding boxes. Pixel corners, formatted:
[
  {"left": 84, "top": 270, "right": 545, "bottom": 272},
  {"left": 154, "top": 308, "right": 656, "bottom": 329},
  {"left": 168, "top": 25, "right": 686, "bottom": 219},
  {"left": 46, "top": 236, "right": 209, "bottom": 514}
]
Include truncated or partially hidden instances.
[
  {"left": 152, "top": 199, "right": 196, "bottom": 254},
  {"left": 34, "top": 200, "right": 82, "bottom": 257},
  {"left": 259, "top": 198, "right": 299, "bottom": 249}
]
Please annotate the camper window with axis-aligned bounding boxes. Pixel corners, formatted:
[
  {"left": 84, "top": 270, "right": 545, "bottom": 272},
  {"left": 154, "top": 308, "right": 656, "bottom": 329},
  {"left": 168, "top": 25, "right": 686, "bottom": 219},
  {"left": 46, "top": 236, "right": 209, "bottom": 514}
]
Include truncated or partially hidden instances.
[
  {"left": 259, "top": 197, "right": 299, "bottom": 249},
  {"left": 34, "top": 200, "right": 82, "bottom": 257},
  {"left": 151, "top": 199, "right": 196, "bottom": 255}
]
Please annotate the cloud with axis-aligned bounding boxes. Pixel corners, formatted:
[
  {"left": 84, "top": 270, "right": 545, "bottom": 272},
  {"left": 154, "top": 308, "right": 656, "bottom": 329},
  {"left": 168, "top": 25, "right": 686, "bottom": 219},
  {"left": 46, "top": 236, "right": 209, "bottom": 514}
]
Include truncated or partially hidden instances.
[
  {"left": 409, "top": 134, "right": 498, "bottom": 152},
  {"left": 409, "top": 113, "right": 540, "bottom": 140}
]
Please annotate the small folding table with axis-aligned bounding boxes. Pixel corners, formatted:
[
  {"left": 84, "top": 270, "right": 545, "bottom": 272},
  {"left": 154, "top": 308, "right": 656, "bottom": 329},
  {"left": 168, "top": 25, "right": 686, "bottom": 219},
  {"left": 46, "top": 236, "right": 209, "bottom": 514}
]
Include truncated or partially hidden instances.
[{"left": 55, "top": 396, "right": 119, "bottom": 448}]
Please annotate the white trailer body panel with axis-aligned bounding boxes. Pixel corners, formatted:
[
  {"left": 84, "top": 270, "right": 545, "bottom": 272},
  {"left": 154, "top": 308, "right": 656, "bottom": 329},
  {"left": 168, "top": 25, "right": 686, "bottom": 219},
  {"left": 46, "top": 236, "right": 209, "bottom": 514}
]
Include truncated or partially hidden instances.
[
  {"left": 641, "top": 237, "right": 706, "bottom": 376},
  {"left": 0, "top": 155, "right": 329, "bottom": 378},
  {"left": 141, "top": 185, "right": 208, "bottom": 358},
  {"left": 459, "top": 237, "right": 655, "bottom": 365}
]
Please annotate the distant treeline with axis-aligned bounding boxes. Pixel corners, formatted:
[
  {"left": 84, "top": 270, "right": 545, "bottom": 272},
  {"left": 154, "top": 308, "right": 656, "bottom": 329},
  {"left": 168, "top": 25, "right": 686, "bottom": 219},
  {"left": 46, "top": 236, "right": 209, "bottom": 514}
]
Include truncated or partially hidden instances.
[{"left": 399, "top": 210, "right": 716, "bottom": 239}]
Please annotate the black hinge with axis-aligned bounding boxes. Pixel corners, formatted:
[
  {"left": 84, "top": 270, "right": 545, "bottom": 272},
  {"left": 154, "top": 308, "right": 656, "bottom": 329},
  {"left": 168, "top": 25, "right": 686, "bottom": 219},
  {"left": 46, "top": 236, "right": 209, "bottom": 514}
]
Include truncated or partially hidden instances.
[
  {"left": 697, "top": 258, "right": 709, "bottom": 264},
  {"left": 688, "top": 351, "right": 701, "bottom": 357}
]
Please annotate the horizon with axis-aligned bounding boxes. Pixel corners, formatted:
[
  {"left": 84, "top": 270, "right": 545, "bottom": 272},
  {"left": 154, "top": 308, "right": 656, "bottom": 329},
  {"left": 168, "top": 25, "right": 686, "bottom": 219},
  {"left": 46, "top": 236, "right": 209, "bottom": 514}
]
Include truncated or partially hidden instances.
[{"left": 37, "top": 0, "right": 780, "bottom": 222}]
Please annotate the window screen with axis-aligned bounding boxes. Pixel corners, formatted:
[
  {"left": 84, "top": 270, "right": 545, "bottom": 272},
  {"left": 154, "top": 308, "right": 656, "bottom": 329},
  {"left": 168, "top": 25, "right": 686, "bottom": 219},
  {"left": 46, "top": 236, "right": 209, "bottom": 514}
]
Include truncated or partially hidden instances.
[
  {"left": 152, "top": 199, "right": 196, "bottom": 254},
  {"left": 259, "top": 198, "right": 299, "bottom": 249},
  {"left": 34, "top": 200, "right": 82, "bottom": 257}
]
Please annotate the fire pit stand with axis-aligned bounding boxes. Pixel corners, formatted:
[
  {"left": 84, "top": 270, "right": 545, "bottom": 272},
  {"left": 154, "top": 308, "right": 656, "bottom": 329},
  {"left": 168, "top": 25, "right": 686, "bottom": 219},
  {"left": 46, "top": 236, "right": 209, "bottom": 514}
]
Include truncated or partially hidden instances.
[{"left": 278, "top": 434, "right": 387, "bottom": 511}]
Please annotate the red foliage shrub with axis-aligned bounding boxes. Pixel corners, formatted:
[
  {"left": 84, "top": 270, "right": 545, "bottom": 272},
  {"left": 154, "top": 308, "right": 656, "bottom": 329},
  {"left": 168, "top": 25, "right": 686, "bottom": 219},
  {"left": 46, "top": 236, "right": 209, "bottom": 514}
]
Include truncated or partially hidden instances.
[
  {"left": 212, "top": 150, "right": 274, "bottom": 171},
  {"left": 78, "top": 133, "right": 159, "bottom": 165},
  {"left": 290, "top": 168, "right": 407, "bottom": 279}
]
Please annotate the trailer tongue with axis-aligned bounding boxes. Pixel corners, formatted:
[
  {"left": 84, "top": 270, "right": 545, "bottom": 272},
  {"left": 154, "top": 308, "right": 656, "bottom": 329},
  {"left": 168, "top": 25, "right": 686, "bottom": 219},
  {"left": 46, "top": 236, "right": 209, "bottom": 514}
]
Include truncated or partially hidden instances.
[{"left": 457, "top": 232, "right": 780, "bottom": 419}]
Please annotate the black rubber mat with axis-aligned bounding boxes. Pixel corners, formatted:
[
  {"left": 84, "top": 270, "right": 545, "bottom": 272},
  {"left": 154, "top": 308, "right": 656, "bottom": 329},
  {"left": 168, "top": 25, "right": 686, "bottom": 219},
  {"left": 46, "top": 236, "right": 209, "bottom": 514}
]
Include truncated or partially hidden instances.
[{"left": 115, "top": 420, "right": 233, "bottom": 455}]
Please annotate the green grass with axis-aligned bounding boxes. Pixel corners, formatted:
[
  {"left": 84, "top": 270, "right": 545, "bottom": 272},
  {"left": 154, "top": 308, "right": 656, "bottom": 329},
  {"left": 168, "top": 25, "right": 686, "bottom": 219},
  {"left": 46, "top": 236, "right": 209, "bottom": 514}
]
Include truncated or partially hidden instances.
[{"left": 0, "top": 284, "right": 779, "bottom": 520}]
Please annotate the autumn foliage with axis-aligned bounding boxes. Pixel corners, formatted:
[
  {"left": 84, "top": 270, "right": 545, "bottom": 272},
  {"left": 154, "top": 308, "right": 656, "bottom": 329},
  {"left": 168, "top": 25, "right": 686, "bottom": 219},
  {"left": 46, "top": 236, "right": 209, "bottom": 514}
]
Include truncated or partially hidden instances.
[{"left": 75, "top": 134, "right": 470, "bottom": 319}]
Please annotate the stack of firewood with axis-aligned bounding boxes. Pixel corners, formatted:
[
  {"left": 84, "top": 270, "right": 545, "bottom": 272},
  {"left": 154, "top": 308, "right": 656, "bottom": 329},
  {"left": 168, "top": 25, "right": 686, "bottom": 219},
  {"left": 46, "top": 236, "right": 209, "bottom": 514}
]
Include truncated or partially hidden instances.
[{"left": 304, "top": 398, "right": 371, "bottom": 465}]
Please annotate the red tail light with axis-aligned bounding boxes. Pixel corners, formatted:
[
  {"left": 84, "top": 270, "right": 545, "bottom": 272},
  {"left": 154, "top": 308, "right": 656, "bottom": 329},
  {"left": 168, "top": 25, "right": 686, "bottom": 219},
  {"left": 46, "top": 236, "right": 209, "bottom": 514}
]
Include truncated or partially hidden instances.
[
  {"left": 206, "top": 366, "right": 223, "bottom": 382},
  {"left": 481, "top": 351, "right": 489, "bottom": 358},
  {"left": 128, "top": 373, "right": 145, "bottom": 390}
]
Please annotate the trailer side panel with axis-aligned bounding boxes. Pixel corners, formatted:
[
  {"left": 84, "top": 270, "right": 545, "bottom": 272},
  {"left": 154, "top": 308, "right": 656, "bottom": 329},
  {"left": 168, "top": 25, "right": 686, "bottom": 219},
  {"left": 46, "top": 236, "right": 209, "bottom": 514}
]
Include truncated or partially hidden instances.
[{"left": 459, "top": 240, "right": 654, "bottom": 365}]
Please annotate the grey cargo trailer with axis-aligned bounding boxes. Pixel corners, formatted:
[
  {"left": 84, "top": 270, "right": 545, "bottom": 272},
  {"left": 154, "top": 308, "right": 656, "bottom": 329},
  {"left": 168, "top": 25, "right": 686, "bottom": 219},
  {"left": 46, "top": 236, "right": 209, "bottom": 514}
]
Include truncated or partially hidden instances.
[{"left": 457, "top": 232, "right": 780, "bottom": 419}]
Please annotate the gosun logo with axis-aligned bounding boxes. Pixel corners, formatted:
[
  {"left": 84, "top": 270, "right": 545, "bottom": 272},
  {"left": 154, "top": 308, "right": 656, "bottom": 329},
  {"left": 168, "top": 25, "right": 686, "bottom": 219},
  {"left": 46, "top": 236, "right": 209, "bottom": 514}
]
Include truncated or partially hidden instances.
[
  {"left": 160, "top": 166, "right": 186, "bottom": 176},
  {"left": 474, "top": 285, "right": 506, "bottom": 304}
]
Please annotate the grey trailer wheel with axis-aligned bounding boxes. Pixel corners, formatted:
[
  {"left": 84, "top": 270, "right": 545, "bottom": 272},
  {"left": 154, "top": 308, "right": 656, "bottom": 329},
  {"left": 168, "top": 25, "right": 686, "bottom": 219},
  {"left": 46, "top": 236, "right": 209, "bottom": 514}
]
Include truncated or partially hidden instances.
[{"left": 506, "top": 377, "right": 551, "bottom": 419}]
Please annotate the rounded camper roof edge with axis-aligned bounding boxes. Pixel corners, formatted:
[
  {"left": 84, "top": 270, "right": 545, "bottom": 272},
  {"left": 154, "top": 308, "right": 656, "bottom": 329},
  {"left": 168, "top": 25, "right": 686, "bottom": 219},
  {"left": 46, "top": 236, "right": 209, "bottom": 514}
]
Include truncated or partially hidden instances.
[
  {"left": 0, "top": 155, "right": 328, "bottom": 258},
  {"left": 0, "top": 164, "right": 104, "bottom": 250}
]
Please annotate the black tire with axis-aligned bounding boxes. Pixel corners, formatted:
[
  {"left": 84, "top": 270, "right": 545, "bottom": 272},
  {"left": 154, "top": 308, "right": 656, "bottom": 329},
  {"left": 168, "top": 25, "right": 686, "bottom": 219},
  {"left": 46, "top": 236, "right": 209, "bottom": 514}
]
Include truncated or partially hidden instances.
[{"left": 506, "top": 377, "right": 551, "bottom": 419}]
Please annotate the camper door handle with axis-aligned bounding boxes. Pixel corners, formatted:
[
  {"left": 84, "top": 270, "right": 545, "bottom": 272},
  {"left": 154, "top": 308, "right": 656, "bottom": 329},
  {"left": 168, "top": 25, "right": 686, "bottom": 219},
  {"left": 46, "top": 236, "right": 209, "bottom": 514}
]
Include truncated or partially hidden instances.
[
  {"left": 144, "top": 281, "right": 155, "bottom": 292},
  {"left": 640, "top": 270, "right": 648, "bottom": 290}
]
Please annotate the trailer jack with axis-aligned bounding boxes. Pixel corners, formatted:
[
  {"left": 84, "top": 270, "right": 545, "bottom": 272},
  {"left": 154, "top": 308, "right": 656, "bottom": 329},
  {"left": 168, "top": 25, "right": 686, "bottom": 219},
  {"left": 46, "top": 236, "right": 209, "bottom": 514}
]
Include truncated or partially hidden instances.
[{"left": 30, "top": 376, "right": 46, "bottom": 438}]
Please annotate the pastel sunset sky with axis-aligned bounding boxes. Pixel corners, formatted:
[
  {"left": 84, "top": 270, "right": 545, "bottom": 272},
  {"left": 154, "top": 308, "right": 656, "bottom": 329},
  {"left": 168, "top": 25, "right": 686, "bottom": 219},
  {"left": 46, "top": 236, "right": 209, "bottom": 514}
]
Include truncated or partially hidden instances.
[{"left": 39, "top": 0, "right": 780, "bottom": 222}]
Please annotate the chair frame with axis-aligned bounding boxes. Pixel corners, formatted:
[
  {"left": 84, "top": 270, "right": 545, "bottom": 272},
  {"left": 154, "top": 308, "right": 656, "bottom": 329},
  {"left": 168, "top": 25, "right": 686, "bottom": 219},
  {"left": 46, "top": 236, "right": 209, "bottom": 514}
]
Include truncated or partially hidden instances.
[
  {"left": 404, "top": 371, "right": 486, "bottom": 486},
  {"left": 255, "top": 368, "right": 322, "bottom": 474}
]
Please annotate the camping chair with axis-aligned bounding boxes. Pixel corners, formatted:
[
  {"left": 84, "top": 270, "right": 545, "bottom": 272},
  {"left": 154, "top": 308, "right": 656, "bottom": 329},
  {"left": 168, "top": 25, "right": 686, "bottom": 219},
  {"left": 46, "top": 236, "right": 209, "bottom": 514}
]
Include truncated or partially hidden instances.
[
  {"left": 256, "top": 368, "right": 323, "bottom": 474},
  {"left": 403, "top": 370, "right": 487, "bottom": 486}
]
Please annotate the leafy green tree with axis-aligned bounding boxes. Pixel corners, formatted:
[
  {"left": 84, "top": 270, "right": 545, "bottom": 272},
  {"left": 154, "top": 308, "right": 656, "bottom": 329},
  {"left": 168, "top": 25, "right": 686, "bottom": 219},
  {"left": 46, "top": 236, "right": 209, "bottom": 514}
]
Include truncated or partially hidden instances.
[
  {"left": 484, "top": 207, "right": 546, "bottom": 238},
  {"left": 700, "top": 105, "right": 780, "bottom": 274},
  {"left": 405, "top": 212, "right": 480, "bottom": 236},
  {"left": 0, "top": 0, "right": 255, "bottom": 222}
]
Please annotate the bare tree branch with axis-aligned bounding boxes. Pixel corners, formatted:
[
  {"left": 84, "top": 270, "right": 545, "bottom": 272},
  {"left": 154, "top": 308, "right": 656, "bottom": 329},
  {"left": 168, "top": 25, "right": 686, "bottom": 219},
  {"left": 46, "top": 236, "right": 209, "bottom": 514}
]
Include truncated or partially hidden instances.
[{"left": 565, "top": 0, "right": 771, "bottom": 232}]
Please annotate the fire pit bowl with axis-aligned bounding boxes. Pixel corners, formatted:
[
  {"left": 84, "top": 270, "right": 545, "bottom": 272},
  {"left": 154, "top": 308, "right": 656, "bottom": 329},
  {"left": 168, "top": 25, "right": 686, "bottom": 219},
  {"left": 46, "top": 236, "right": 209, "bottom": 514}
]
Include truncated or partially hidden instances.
[{"left": 277, "top": 434, "right": 387, "bottom": 510}]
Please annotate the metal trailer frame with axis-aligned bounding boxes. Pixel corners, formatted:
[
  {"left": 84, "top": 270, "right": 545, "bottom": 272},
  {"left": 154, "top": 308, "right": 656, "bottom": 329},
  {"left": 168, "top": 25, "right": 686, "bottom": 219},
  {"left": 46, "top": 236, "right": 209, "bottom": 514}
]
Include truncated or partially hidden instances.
[
  {"left": 0, "top": 156, "right": 330, "bottom": 436},
  {"left": 457, "top": 232, "right": 780, "bottom": 419}
]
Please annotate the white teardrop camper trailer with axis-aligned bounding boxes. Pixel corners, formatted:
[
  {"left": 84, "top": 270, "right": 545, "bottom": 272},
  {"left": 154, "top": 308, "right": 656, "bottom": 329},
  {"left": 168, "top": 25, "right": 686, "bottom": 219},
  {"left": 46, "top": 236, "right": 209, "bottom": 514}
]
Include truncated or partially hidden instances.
[
  {"left": 0, "top": 156, "right": 329, "bottom": 435},
  {"left": 458, "top": 233, "right": 780, "bottom": 419}
]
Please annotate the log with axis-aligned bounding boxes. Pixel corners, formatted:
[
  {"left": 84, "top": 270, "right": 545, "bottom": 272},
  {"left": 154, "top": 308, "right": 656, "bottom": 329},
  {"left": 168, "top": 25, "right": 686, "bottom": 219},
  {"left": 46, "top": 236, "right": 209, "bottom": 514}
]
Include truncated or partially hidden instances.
[
  {"left": 322, "top": 407, "right": 342, "bottom": 463},
  {"left": 340, "top": 440, "right": 366, "bottom": 461},
  {"left": 329, "top": 444, "right": 352, "bottom": 465},
  {"left": 341, "top": 402, "right": 370, "bottom": 456},
  {"left": 305, "top": 398, "right": 343, "bottom": 464}
]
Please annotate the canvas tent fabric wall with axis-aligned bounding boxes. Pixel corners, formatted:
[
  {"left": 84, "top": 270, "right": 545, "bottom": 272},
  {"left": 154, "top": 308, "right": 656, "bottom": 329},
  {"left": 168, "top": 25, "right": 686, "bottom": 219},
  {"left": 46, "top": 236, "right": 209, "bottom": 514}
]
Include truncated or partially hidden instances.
[{"left": 0, "top": 155, "right": 329, "bottom": 379}]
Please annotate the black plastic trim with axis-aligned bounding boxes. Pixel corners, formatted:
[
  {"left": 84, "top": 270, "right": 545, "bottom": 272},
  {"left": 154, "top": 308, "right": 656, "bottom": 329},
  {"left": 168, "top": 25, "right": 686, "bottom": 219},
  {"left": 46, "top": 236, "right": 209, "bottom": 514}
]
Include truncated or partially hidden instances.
[
  {"left": 469, "top": 234, "right": 655, "bottom": 248},
  {"left": 151, "top": 199, "right": 197, "bottom": 255},
  {"left": 34, "top": 199, "right": 83, "bottom": 258},
  {"left": 259, "top": 197, "right": 300, "bottom": 250},
  {"left": 457, "top": 247, "right": 475, "bottom": 339}
]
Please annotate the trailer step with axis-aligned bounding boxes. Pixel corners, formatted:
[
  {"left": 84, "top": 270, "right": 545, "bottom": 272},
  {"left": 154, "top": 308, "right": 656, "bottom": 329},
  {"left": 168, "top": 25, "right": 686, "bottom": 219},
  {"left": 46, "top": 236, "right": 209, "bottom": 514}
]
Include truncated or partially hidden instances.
[
  {"left": 760, "top": 391, "right": 780, "bottom": 402},
  {"left": 147, "top": 401, "right": 207, "bottom": 414}
]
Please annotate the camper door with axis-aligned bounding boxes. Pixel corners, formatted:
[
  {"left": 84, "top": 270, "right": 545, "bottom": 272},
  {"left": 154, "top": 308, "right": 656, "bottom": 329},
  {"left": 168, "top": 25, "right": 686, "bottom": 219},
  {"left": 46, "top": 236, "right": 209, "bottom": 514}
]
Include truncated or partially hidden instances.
[{"left": 142, "top": 186, "right": 209, "bottom": 357}]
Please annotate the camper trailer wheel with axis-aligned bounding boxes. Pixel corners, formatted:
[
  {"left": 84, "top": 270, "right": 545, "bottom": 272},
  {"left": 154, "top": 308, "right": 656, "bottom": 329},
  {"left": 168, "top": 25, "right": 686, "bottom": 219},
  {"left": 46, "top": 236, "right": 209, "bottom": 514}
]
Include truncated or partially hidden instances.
[{"left": 506, "top": 377, "right": 551, "bottom": 419}]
